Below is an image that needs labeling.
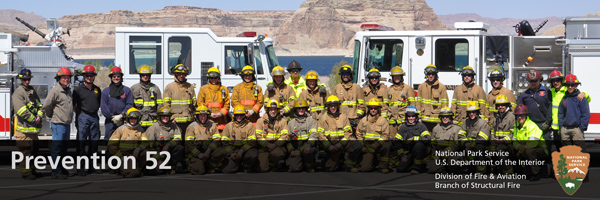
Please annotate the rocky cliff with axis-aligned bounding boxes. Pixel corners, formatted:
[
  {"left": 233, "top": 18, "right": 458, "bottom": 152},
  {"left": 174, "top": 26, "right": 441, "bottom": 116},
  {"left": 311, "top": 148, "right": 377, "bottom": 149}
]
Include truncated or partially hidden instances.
[
  {"left": 438, "top": 13, "right": 563, "bottom": 35},
  {"left": 276, "top": 0, "right": 448, "bottom": 55}
]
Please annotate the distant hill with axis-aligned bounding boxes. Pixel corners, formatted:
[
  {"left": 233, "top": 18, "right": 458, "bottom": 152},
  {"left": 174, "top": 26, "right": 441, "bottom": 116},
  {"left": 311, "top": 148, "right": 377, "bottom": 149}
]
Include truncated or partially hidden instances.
[
  {"left": 438, "top": 13, "right": 563, "bottom": 35},
  {"left": 0, "top": 9, "right": 46, "bottom": 32}
]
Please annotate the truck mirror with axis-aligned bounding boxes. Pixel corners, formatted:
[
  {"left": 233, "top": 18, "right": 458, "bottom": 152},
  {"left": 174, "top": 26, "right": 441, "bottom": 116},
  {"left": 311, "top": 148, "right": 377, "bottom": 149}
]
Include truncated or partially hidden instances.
[{"left": 247, "top": 43, "right": 254, "bottom": 67}]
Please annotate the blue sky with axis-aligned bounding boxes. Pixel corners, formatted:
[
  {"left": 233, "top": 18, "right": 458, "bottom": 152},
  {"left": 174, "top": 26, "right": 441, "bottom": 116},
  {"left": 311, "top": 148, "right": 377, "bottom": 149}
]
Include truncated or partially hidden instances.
[{"left": 4, "top": 0, "right": 599, "bottom": 19}]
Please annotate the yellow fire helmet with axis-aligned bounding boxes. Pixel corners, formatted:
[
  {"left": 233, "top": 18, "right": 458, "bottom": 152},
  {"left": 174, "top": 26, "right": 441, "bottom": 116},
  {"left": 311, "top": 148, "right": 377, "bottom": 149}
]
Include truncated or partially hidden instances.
[
  {"left": 138, "top": 64, "right": 152, "bottom": 74},
  {"left": 367, "top": 68, "right": 381, "bottom": 78},
  {"left": 265, "top": 99, "right": 281, "bottom": 109},
  {"left": 126, "top": 107, "right": 141, "bottom": 120},
  {"left": 157, "top": 106, "right": 173, "bottom": 116},
  {"left": 172, "top": 64, "right": 190, "bottom": 75},
  {"left": 242, "top": 65, "right": 255, "bottom": 75},
  {"left": 465, "top": 101, "right": 480, "bottom": 111},
  {"left": 339, "top": 65, "right": 354, "bottom": 75},
  {"left": 207, "top": 67, "right": 220, "bottom": 78},
  {"left": 294, "top": 98, "right": 309, "bottom": 108},
  {"left": 305, "top": 70, "right": 319, "bottom": 81},
  {"left": 325, "top": 95, "right": 341, "bottom": 105},
  {"left": 196, "top": 104, "right": 210, "bottom": 115},
  {"left": 390, "top": 66, "right": 405, "bottom": 76},
  {"left": 495, "top": 94, "right": 510, "bottom": 106},
  {"left": 233, "top": 104, "right": 247, "bottom": 115},
  {"left": 439, "top": 106, "right": 453, "bottom": 117},
  {"left": 272, "top": 66, "right": 285, "bottom": 76},
  {"left": 424, "top": 64, "right": 438, "bottom": 75},
  {"left": 366, "top": 98, "right": 381, "bottom": 107},
  {"left": 460, "top": 66, "right": 476, "bottom": 76}
]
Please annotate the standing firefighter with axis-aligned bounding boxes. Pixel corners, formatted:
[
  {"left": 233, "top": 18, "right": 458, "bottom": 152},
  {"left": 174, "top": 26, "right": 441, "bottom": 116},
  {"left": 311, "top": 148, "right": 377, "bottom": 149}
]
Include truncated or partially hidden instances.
[
  {"left": 517, "top": 70, "right": 552, "bottom": 155},
  {"left": 385, "top": 66, "right": 415, "bottom": 136},
  {"left": 490, "top": 95, "right": 515, "bottom": 174},
  {"left": 317, "top": 95, "right": 362, "bottom": 172},
  {"left": 284, "top": 60, "right": 308, "bottom": 97},
  {"left": 256, "top": 99, "right": 289, "bottom": 172},
  {"left": 198, "top": 67, "right": 230, "bottom": 132},
  {"left": 394, "top": 105, "right": 431, "bottom": 174},
  {"left": 231, "top": 65, "right": 264, "bottom": 124},
  {"left": 486, "top": 67, "right": 517, "bottom": 120},
  {"left": 131, "top": 64, "right": 163, "bottom": 130},
  {"left": 107, "top": 108, "right": 149, "bottom": 178},
  {"left": 164, "top": 64, "right": 196, "bottom": 132},
  {"left": 458, "top": 101, "right": 491, "bottom": 174},
  {"left": 452, "top": 66, "right": 488, "bottom": 125},
  {"left": 264, "top": 66, "right": 296, "bottom": 118},
  {"left": 558, "top": 74, "right": 590, "bottom": 153},
  {"left": 12, "top": 68, "right": 43, "bottom": 180},
  {"left": 428, "top": 107, "right": 463, "bottom": 174},
  {"left": 416, "top": 64, "right": 448, "bottom": 131},
  {"left": 101, "top": 66, "right": 134, "bottom": 140},
  {"left": 185, "top": 105, "right": 220, "bottom": 175},
  {"left": 513, "top": 104, "right": 547, "bottom": 181},
  {"left": 73, "top": 65, "right": 102, "bottom": 176},
  {"left": 144, "top": 107, "right": 184, "bottom": 175},
  {"left": 298, "top": 71, "right": 328, "bottom": 120},
  {"left": 363, "top": 68, "right": 388, "bottom": 118},
  {"left": 217, "top": 105, "right": 258, "bottom": 173},
  {"left": 43, "top": 67, "right": 74, "bottom": 179},
  {"left": 356, "top": 98, "right": 391, "bottom": 173},
  {"left": 286, "top": 98, "right": 318, "bottom": 173},
  {"left": 332, "top": 65, "right": 366, "bottom": 131}
]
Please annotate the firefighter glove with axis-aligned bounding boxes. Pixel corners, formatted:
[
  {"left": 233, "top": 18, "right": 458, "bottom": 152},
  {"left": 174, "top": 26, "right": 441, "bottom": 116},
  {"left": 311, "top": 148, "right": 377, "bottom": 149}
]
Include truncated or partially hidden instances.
[
  {"left": 319, "top": 85, "right": 327, "bottom": 94},
  {"left": 267, "top": 83, "right": 275, "bottom": 91},
  {"left": 112, "top": 114, "right": 123, "bottom": 124},
  {"left": 540, "top": 122, "right": 550, "bottom": 131}
]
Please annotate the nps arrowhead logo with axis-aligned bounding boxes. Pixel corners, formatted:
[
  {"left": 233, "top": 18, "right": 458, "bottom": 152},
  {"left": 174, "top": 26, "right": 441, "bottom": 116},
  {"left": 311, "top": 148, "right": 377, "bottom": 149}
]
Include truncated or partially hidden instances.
[{"left": 552, "top": 145, "right": 590, "bottom": 196}]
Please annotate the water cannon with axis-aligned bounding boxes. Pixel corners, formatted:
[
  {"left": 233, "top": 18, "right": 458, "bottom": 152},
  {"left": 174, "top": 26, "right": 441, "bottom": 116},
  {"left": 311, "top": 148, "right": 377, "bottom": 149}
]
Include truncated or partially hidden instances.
[
  {"left": 513, "top": 19, "right": 548, "bottom": 36},
  {"left": 15, "top": 17, "right": 71, "bottom": 49}
]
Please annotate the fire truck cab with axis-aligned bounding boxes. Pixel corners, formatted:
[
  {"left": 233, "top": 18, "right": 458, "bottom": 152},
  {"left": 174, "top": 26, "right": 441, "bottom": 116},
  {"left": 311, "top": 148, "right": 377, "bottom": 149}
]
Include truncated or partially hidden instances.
[
  {"left": 115, "top": 27, "right": 280, "bottom": 94},
  {"left": 352, "top": 18, "right": 600, "bottom": 140}
]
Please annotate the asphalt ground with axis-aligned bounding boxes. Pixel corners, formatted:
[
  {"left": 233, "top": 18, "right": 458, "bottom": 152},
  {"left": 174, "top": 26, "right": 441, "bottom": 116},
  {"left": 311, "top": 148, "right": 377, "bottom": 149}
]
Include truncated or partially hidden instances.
[{"left": 0, "top": 143, "right": 599, "bottom": 200}]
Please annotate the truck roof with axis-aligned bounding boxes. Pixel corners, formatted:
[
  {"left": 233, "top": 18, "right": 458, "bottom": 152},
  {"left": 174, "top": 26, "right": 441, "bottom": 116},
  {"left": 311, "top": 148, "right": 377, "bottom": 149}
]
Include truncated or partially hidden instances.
[{"left": 115, "top": 27, "right": 274, "bottom": 43}]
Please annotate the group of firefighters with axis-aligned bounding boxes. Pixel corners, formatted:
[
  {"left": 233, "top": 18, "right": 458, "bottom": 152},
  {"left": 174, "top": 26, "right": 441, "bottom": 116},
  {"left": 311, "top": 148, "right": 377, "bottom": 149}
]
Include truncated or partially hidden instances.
[{"left": 12, "top": 60, "right": 591, "bottom": 181}]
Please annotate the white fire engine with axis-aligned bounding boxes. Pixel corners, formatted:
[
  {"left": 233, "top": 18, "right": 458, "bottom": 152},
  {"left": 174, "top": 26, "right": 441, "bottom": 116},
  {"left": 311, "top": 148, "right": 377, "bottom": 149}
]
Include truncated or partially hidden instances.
[{"left": 351, "top": 17, "right": 600, "bottom": 141}]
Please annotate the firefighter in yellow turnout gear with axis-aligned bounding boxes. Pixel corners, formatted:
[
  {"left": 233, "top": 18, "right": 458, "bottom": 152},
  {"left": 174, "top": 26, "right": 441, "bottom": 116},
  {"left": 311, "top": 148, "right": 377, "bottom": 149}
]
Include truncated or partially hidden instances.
[
  {"left": 298, "top": 71, "right": 328, "bottom": 120},
  {"left": 107, "top": 108, "right": 149, "bottom": 178},
  {"left": 428, "top": 107, "right": 463, "bottom": 173},
  {"left": 318, "top": 95, "right": 363, "bottom": 172},
  {"left": 394, "top": 105, "right": 431, "bottom": 174},
  {"left": 144, "top": 107, "right": 184, "bottom": 175},
  {"left": 214, "top": 105, "right": 259, "bottom": 173},
  {"left": 286, "top": 98, "right": 318, "bottom": 172},
  {"left": 163, "top": 64, "right": 196, "bottom": 132},
  {"left": 131, "top": 65, "right": 163, "bottom": 129},
  {"left": 452, "top": 66, "right": 489, "bottom": 125},
  {"left": 264, "top": 66, "right": 296, "bottom": 119},
  {"left": 385, "top": 66, "right": 415, "bottom": 137},
  {"left": 363, "top": 68, "right": 388, "bottom": 119},
  {"left": 12, "top": 68, "right": 43, "bottom": 180},
  {"left": 231, "top": 66, "right": 264, "bottom": 124},
  {"left": 485, "top": 67, "right": 516, "bottom": 121},
  {"left": 357, "top": 98, "right": 391, "bottom": 173},
  {"left": 332, "top": 65, "right": 366, "bottom": 131},
  {"left": 255, "top": 99, "right": 289, "bottom": 172},
  {"left": 198, "top": 67, "right": 230, "bottom": 132},
  {"left": 416, "top": 64, "right": 449, "bottom": 131},
  {"left": 185, "top": 105, "right": 220, "bottom": 175},
  {"left": 490, "top": 95, "right": 515, "bottom": 174},
  {"left": 458, "top": 101, "right": 491, "bottom": 174}
]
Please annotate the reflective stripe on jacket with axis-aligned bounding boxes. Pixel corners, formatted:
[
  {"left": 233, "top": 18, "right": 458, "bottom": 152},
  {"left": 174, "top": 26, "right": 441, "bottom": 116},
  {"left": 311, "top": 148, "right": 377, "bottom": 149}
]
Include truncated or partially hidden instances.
[{"left": 164, "top": 81, "right": 196, "bottom": 123}]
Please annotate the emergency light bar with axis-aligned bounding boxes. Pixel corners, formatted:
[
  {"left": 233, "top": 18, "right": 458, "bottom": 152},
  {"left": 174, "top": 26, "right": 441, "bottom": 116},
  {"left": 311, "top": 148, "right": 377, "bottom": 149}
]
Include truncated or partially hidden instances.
[
  {"left": 360, "top": 24, "right": 395, "bottom": 31},
  {"left": 237, "top": 31, "right": 257, "bottom": 37}
]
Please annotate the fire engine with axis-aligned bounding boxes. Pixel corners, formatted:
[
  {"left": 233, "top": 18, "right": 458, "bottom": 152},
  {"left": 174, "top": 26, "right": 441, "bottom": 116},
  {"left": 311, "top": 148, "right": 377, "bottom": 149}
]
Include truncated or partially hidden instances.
[
  {"left": 0, "top": 19, "right": 279, "bottom": 140},
  {"left": 351, "top": 17, "right": 600, "bottom": 141}
]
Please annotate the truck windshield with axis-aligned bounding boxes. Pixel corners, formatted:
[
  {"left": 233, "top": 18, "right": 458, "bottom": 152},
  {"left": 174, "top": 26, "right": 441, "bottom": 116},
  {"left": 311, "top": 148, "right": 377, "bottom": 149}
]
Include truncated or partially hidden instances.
[
  {"left": 365, "top": 39, "right": 404, "bottom": 72},
  {"left": 266, "top": 45, "right": 280, "bottom": 73}
]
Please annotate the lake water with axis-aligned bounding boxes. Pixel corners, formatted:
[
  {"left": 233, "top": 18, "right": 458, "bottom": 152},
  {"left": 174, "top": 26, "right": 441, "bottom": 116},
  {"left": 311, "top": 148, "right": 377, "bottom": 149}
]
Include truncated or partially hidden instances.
[{"left": 75, "top": 56, "right": 353, "bottom": 77}]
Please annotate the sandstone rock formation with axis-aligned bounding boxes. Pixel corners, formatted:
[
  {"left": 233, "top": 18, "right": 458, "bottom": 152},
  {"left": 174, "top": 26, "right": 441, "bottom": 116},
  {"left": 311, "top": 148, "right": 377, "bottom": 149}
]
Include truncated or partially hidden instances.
[{"left": 276, "top": 0, "right": 448, "bottom": 55}]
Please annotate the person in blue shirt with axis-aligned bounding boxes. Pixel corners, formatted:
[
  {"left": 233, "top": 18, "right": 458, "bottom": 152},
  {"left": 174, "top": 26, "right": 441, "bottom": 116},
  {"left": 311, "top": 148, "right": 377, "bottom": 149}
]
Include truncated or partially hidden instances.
[
  {"left": 101, "top": 67, "right": 134, "bottom": 141},
  {"left": 558, "top": 74, "right": 590, "bottom": 153}
]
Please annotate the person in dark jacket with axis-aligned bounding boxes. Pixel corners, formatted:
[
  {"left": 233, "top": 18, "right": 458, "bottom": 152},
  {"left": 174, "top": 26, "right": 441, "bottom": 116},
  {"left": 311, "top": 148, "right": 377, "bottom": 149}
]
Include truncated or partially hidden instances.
[
  {"left": 101, "top": 67, "right": 134, "bottom": 141},
  {"left": 558, "top": 74, "right": 590, "bottom": 153},
  {"left": 73, "top": 65, "right": 102, "bottom": 176},
  {"left": 394, "top": 105, "right": 430, "bottom": 174},
  {"left": 517, "top": 70, "right": 552, "bottom": 153}
]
